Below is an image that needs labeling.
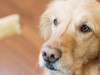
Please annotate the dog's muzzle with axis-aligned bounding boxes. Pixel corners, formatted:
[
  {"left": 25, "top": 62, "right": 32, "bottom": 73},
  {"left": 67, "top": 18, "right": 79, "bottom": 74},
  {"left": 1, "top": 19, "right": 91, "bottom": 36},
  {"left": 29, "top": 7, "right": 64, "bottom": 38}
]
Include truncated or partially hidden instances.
[{"left": 41, "top": 45, "right": 62, "bottom": 71}]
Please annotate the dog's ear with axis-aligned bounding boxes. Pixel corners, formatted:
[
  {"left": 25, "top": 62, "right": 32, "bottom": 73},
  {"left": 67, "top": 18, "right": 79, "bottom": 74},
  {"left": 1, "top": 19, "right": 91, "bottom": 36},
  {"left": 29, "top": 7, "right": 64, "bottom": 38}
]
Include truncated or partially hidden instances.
[
  {"left": 94, "top": 13, "right": 100, "bottom": 63},
  {"left": 39, "top": 12, "right": 52, "bottom": 41},
  {"left": 94, "top": 4, "right": 100, "bottom": 63}
]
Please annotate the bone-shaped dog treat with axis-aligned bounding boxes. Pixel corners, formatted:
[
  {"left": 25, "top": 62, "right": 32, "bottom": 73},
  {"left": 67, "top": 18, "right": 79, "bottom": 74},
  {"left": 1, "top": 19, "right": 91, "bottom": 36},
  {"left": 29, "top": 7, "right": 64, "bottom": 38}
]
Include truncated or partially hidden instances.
[{"left": 0, "top": 14, "right": 22, "bottom": 41}]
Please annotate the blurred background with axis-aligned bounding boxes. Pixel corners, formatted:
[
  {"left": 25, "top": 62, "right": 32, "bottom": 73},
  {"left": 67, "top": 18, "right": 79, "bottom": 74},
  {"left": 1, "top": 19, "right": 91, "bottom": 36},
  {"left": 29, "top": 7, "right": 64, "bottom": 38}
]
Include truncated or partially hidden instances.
[
  {"left": 0, "top": 0, "right": 100, "bottom": 75},
  {"left": 0, "top": 0, "right": 50, "bottom": 75}
]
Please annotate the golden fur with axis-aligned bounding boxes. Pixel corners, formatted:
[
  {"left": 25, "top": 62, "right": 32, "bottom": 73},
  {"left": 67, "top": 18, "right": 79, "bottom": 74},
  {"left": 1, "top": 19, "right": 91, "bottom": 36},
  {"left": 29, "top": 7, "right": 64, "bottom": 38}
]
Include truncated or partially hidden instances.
[{"left": 39, "top": 0, "right": 100, "bottom": 75}]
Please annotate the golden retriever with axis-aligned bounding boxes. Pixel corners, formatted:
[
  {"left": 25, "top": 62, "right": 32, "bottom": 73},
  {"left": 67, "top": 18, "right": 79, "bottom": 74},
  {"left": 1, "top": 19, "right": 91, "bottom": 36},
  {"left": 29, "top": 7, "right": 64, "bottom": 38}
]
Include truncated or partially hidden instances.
[{"left": 39, "top": 0, "right": 100, "bottom": 75}]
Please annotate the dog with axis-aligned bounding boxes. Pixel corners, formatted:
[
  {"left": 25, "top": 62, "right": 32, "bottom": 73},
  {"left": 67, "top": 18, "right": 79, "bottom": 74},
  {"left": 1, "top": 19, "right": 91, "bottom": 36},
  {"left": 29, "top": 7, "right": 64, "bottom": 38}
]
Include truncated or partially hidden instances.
[{"left": 39, "top": 0, "right": 100, "bottom": 75}]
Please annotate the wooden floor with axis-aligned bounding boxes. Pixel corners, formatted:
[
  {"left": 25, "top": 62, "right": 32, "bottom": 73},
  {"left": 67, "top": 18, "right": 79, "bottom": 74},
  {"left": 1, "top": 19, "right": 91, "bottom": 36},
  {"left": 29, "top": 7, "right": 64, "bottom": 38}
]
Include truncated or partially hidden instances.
[{"left": 0, "top": 0, "right": 100, "bottom": 75}]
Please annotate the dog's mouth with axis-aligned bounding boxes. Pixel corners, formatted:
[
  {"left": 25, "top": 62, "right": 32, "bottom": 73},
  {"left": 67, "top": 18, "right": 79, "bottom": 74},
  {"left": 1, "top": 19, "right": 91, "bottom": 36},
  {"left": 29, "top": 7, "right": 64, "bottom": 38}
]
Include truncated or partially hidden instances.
[{"left": 45, "top": 63, "right": 60, "bottom": 72}]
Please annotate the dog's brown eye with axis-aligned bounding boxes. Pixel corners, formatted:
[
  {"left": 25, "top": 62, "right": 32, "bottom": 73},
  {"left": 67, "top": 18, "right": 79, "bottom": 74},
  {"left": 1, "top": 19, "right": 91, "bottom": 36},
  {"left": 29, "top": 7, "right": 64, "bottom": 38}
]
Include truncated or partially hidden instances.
[
  {"left": 53, "top": 19, "right": 57, "bottom": 26},
  {"left": 80, "top": 24, "right": 92, "bottom": 33}
]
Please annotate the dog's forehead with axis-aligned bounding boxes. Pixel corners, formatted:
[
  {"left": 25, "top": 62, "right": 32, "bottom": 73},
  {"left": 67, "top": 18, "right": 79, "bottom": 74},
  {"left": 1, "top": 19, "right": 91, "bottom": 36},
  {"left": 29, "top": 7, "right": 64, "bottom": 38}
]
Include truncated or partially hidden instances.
[
  {"left": 47, "top": 0, "right": 98, "bottom": 24},
  {"left": 44, "top": 0, "right": 100, "bottom": 35},
  {"left": 47, "top": 0, "right": 98, "bottom": 15}
]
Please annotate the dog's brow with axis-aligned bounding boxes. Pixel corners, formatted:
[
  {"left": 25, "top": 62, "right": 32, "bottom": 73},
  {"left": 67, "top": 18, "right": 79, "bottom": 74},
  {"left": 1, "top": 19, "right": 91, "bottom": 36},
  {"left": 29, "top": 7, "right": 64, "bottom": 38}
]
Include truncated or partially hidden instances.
[{"left": 60, "top": 14, "right": 72, "bottom": 37}]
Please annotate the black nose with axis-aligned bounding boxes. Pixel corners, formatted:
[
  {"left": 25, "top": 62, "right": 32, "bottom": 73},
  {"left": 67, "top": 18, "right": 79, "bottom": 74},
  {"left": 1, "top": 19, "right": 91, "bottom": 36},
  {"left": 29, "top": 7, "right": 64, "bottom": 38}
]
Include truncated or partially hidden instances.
[{"left": 42, "top": 46, "right": 62, "bottom": 63}]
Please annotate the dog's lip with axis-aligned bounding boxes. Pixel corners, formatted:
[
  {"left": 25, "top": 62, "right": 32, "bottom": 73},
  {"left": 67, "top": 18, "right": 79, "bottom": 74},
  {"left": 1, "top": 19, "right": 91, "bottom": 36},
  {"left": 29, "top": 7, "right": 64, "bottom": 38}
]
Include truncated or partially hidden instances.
[{"left": 45, "top": 63, "right": 60, "bottom": 71}]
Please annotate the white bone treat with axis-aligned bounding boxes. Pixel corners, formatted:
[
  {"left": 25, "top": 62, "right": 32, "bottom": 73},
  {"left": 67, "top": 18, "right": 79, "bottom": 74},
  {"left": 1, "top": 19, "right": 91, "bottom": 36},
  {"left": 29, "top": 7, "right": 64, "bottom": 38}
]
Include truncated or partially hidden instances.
[{"left": 0, "top": 14, "right": 22, "bottom": 41}]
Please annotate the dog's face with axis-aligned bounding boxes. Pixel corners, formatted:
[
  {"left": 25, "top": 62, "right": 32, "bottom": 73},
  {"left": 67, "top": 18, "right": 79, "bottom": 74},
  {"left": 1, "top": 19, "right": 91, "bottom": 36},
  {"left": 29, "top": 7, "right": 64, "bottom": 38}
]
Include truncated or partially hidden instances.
[{"left": 39, "top": 0, "right": 100, "bottom": 74}]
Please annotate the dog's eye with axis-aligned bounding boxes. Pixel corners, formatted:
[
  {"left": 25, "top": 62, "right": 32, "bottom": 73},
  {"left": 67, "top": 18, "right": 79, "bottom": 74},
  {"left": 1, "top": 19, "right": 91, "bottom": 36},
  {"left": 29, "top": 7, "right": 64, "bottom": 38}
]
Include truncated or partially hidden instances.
[
  {"left": 53, "top": 19, "right": 58, "bottom": 26},
  {"left": 80, "top": 24, "right": 92, "bottom": 33}
]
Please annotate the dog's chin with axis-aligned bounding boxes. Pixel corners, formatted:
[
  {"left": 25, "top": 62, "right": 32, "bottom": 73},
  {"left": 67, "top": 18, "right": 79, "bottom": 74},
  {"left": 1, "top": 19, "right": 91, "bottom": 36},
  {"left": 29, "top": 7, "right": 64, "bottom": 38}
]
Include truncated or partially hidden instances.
[
  {"left": 39, "top": 62, "right": 61, "bottom": 73},
  {"left": 45, "top": 63, "right": 61, "bottom": 72},
  {"left": 44, "top": 64, "right": 73, "bottom": 75},
  {"left": 39, "top": 62, "right": 74, "bottom": 75}
]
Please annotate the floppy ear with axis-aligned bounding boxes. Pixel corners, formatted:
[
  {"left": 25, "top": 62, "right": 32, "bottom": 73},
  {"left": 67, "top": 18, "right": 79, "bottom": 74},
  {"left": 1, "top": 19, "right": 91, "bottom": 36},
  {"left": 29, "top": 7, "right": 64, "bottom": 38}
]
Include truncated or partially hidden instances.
[
  {"left": 94, "top": 4, "right": 100, "bottom": 63},
  {"left": 94, "top": 12, "right": 100, "bottom": 63},
  {"left": 39, "top": 12, "right": 52, "bottom": 41}
]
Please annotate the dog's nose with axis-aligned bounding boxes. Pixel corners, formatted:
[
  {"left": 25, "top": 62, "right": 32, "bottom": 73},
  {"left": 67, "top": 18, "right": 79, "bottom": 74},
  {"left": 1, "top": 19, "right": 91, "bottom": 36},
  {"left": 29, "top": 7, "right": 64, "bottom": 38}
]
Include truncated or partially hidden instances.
[{"left": 42, "top": 46, "right": 62, "bottom": 63}]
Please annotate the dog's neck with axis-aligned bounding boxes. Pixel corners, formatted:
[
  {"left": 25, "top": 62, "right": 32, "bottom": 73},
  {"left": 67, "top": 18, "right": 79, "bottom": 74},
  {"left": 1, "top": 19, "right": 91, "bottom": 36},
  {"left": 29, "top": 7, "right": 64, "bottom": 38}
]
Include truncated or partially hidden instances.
[
  {"left": 74, "top": 60, "right": 100, "bottom": 75},
  {"left": 55, "top": 60, "right": 100, "bottom": 75}
]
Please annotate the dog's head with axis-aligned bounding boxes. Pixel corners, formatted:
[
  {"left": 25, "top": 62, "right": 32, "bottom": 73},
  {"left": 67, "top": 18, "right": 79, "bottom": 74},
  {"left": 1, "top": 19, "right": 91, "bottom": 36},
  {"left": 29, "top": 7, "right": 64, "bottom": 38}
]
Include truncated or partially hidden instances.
[{"left": 39, "top": 0, "right": 100, "bottom": 74}]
